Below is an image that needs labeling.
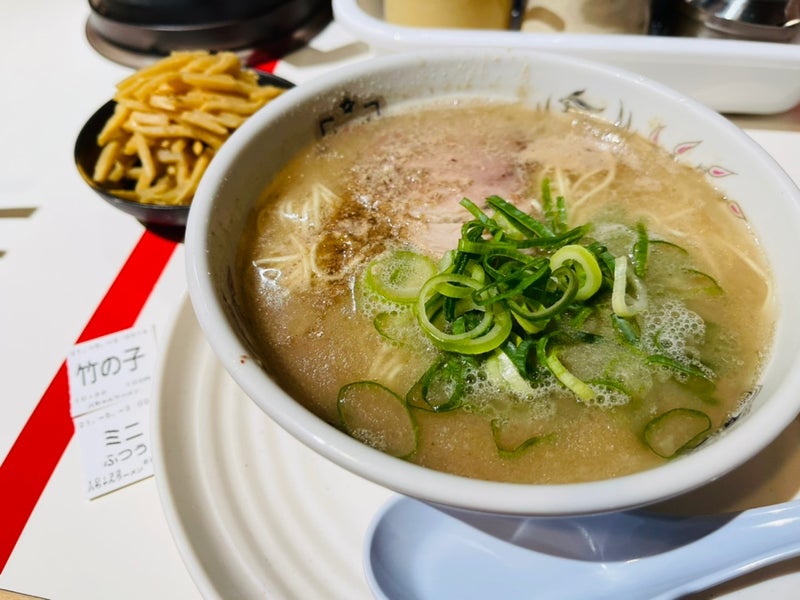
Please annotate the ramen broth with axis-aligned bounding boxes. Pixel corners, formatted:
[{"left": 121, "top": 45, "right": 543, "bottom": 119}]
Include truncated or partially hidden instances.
[{"left": 238, "top": 100, "right": 774, "bottom": 484}]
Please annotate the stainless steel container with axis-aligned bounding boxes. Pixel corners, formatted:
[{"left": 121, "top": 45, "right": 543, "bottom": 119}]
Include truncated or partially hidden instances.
[{"left": 672, "top": 0, "right": 800, "bottom": 42}]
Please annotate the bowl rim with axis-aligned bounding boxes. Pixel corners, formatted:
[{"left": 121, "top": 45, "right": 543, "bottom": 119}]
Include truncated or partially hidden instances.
[{"left": 185, "top": 47, "right": 800, "bottom": 515}]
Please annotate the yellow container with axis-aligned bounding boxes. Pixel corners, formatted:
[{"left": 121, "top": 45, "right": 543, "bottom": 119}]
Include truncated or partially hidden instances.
[{"left": 384, "top": 0, "right": 514, "bottom": 30}]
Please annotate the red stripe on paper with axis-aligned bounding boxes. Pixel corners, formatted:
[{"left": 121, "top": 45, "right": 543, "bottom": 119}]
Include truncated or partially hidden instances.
[{"left": 0, "top": 229, "right": 178, "bottom": 572}]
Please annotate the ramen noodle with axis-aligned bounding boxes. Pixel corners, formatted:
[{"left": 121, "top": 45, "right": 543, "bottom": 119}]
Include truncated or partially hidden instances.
[
  {"left": 93, "top": 50, "right": 285, "bottom": 206},
  {"left": 238, "top": 100, "right": 773, "bottom": 484}
]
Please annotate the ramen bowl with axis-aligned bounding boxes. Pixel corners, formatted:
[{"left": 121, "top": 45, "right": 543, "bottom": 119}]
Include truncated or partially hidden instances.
[{"left": 184, "top": 49, "right": 800, "bottom": 516}]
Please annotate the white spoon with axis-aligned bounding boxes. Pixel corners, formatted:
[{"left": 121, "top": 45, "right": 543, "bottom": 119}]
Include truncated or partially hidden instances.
[{"left": 364, "top": 495, "right": 800, "bottom": 599}]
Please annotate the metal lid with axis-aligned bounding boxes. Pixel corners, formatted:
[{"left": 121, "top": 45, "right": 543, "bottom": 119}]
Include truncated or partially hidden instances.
[{"left": 86, "top": 0, "right": 332, "bottom": 64}]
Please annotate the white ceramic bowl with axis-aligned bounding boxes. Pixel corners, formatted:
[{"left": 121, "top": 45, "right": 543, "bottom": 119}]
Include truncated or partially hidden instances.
[{"left": 185, "top": 49, "right": 800, "bottom": 516}]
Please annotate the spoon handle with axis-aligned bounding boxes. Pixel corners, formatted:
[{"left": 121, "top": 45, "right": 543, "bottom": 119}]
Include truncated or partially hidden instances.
[{"left": 640, "top": 502, "right": 800, "bottom": 599}]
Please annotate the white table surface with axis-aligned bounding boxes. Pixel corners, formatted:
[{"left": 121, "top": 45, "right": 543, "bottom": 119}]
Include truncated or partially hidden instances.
[{"left": 1, "top": 1, "right": 799, "bottom": 598}]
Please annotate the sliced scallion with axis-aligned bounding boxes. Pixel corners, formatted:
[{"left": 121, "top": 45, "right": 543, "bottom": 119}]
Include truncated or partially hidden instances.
[
  {"left": 682, "top": 268, "right": 724, "bottom": 296},
  {"left": 505, "top": 267, "right": 578, "bottom": 325},
  {"left": 643, "top": 407, "right": 711, "bottom": 458},
  {"left": 486, "top": 195, "right": 554, "bottom": 239},
  {"left": 416, "top": 273, "right": 513, "bottom": 354},
  {"left": 365, "top": 249, "right": 437, "bottom": 303},
  {"left": 406, "top": 355, "right": 472, "bottom": 412},
  {"left": 612, "top": 255, "right": 648, "bottom": 317},
  {"left": 646, "top": 354, "right": 715, "bottom": 383},
  {"left": 340, "top": 191, "right": 726, "bottom": 461},
  {"left": 549, "top": 244, "right": 603, "bottom": 301},
  {"left": 491, "top": 419, "right": 552, "bottom": 459},
  {"left": 611, "top": 313, "right": 640, "bottom": 345},
  {"left": 536, "top": 335, "right": 595, "bottom": 402},
  {"left": 542, "top": 178, "right": 568, "bottom": 234},
  {"left": 545, "top": 350, "right": 595, "bottom": 402},
  {"left": 632, "top": 222, "right": 649, "bottom": 279},
  {"left": 485, "top": 350, "right": 535, "bottom": 397},
  {"left": 337, "top": 381, "right": 417, "bottom": 457}
]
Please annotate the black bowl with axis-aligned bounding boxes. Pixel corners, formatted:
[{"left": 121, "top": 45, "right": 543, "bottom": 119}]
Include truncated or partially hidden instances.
[{"left": 74, "top": 71, "right": 294, "bottom": 231}]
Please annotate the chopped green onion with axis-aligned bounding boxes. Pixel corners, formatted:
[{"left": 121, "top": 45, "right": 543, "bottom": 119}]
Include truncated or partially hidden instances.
[
  {"left": 491, "top": 419, "right": 552, "bottom": 458},
  {"left": 612, "top": 255, "right": 648, "bottom": 317},
  {"left": 542, "top": 178, "right": 568, "bottom": 234},
  {"left": 406, "top": 355, "right": 472, "bottom": 413},
  {"left": 506, "top": 267, "right": 578, "bottom": 322},
  {"left": 646, "top": 354, "right": 715, "bottom": 382},
  {"left": 590, "top": 377, "right": 633, "bottom": 399},
  {"left": 365, "top": 249, "right": 437, "bottom": 303},
  {"left": 426, "top": 272, "right": 482, "bottom": 299},
  {"left": 373, "top": 310, "right": 418, "bottom": 345},
  {"left": 644, "top": 408, "right": 711, "bottom": 458},
  {"left": 515, "top": 225, "right": 590, "bottom": 249},
  {"left": 501, "top": 337, "right": 538, "bottom": 379},
  {"left": 373, "top": 311, "right": 402, "bottom": 342},
  {"left": 416, "top": 273, "right": 513, "bottom": 354},
  {"left": 337, "top": 381, "right": 417, "bottom": 457},
  {"left": 536, "top": 335, "right": 595, "bottom": 401},
  {"left": 546, "top": 349, "right": 595, "bottom": 402},
  {"left": 485, "top": 350, "right": 536, "bottom": 397},
  {"left": 458, "top": 197, "right": 494, "bottom": 226},
  {"left": 486, "top": 195, "right": 554, "bottom": 239},
  {"left": 586, "top": 241, "right": 617, "bottom": 288},
  {"left": 510, "top": 306, "right": 548, "bottom": 334},
  {"left": 549, "top": 244, "right": 603, "bottom": 301},
  {"left": 457, "top": 238, "right": 517, "bottom": 255},
  {"left": 568, "top": 305, "right": 594, "bottom": 328},
  {"left": 340, "top": 191, "right": 724, "bottom": 465},
  {"left": 555, "top": 196, "right": 568, "bottom": 232},
  {"left": 632, "top": 222, "right": 649, "bottom": 279},
  {"left": 650, "top": 239, "right": 688, "bottom": 255},
  {"left": 474, "top": 261, "right": 550, "bottom": 306},
  {"left": 683, "top": 268, "right": 724, "bottom": 296},
  {"left": 611, "top": 313, "right": 640, "bottom": 345}
]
